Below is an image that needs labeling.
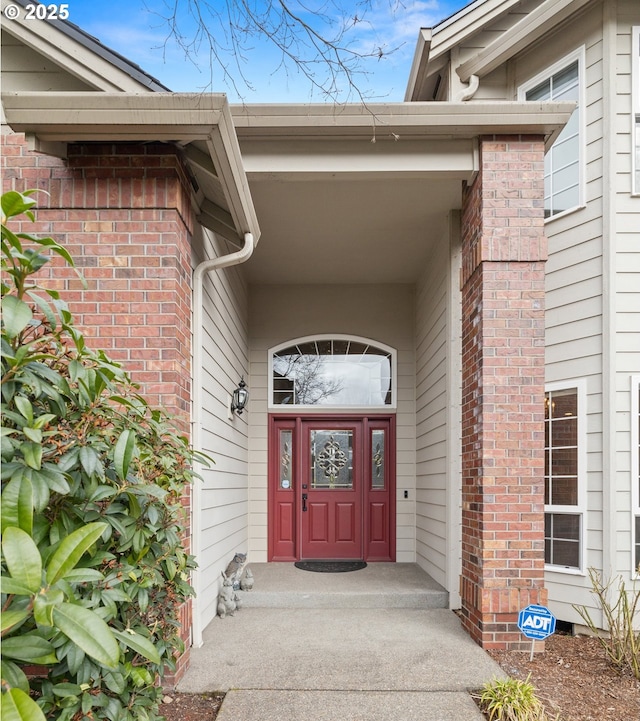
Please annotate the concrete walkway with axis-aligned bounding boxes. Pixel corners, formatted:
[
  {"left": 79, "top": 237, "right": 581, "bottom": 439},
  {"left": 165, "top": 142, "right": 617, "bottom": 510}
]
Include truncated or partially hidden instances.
[{"left": 177, "top": 564, "right": 505, "bottom": 720}]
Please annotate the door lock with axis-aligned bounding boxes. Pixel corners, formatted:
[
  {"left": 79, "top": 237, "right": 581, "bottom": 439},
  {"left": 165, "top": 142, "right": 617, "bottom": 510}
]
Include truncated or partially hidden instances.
[{"left": 302, "top": 493, "right": 308, "bottom": 512}]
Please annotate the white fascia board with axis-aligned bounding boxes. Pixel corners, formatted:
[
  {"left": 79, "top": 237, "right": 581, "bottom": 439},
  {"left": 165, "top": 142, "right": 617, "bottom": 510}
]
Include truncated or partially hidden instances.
[
  {"left": 404, "top": 29, "right": 432, "bottom": 102},
  {"left": 1, "top": 92, "right": 226, "bottom": 140},
  {"left": 240, "top": 138, "right": 477, "bottom": 181},
  {"left": 232, "top": 101, "right": 576, "bottom": 146},
  {"left": 2, "top": 91, "right": 259, "bottom": 243},
  {"left": 456, "top": 0, "right": 595, "bottom": 82},
  {"left": 206, "top": 103, "right": 261, "bottom": 241},
  {"left": 1, "top": 0, "right": 156, "bottom": 92}
]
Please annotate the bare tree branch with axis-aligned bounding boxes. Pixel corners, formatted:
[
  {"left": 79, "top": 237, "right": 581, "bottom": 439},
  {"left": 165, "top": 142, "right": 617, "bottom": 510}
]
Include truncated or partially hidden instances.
[{"left": 147, "top": 0, "right": 404, "bottom": 102}]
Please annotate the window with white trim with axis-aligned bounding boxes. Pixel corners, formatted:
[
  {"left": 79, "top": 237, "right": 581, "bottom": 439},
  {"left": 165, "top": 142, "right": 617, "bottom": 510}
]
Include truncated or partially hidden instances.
[
  {"left": 545, "top": 384, "right": 585, "bottom": 570},
  {"left": 632, "top": 377, "right": 640, "bottom": 574},
  {"left": 519, "top": 49, "right": 584, "bottom": 218},
  {"left": 270, "top": 336, "right": 395, "bottom": 408},
  {"left": 632, "top": 27, "right": 640, "bottom": 194}
]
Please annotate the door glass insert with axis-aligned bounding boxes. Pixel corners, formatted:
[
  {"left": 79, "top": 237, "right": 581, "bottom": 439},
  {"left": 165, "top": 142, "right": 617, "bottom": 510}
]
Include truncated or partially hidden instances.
[
  {"left": 311, "top": 430, "right": 353, "bottom": 489},
  {"left": 279, "top": 429, "right": 293, "bottom": 490},
  {"left": 371, "top": 429, "right": 385, "bottom": 489}
]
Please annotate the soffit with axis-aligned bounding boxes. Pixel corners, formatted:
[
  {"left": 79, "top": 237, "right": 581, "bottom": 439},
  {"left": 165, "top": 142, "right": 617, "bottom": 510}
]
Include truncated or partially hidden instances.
[{"left": 1, "top": 92, "right": 259, "bottom": 244}]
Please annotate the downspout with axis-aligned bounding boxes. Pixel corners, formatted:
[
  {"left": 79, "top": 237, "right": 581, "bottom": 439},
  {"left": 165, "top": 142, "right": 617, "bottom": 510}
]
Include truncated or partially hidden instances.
[
  {"left": 455, "top": 74, "right": 480, "bottom": 101},
  {"left": 191, "top": 230, "right": 255, "bottom": 648}
]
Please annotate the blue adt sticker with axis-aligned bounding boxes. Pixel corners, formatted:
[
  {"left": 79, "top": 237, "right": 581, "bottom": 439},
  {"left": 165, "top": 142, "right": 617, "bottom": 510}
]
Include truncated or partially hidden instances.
[{"left": 517, "top": 604, "right": 556, "bottom": 640}]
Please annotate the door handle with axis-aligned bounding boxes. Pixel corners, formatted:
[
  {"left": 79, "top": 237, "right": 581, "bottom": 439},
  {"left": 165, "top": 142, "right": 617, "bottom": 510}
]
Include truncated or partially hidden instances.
[{"left": 302, "top": 493, "right": 308, "bottom": 512}]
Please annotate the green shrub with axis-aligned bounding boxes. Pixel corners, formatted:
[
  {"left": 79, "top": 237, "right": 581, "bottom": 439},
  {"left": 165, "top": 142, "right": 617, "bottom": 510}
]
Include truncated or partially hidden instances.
[
  {"left": 477, "top": 675, "right": 557, "bottom": 721},
  {"left": 1, "top": 190, "right": 208, "bottom": 721}
]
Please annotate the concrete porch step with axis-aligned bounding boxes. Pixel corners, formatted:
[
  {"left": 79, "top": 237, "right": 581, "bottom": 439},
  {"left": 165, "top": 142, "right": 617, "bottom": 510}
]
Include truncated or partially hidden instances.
[
  {"left": 216, "top": 689, "right": 485, "bottom": 721},
  {"left": 237, "top": 562, "right": 449, "bottom": 609}
]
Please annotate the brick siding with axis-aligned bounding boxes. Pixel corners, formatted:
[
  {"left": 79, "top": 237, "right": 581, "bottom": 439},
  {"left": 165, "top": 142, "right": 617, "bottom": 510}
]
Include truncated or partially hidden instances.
[
  {"left": 2, "top": 132, "right": 194, "bottom": 683},
  {"left": 459, "top": 136, "right": 548, "bottom": 649}
]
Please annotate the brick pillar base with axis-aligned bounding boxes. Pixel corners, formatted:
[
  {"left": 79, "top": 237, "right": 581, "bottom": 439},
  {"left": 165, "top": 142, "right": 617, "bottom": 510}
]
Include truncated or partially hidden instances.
[{"left": 459, "top": 136, "right": 548, "bottom": 650}]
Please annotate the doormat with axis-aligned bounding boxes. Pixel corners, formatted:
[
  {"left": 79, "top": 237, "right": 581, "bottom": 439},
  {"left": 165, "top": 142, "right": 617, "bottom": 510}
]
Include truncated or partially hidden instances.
[{"left": 294, "top": 561, "right": 367, "bottom": 573}]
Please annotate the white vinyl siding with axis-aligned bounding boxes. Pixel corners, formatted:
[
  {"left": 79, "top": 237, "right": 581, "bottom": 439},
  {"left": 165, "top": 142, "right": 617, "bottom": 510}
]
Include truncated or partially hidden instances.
[
  {"left": 519, "top": 48, "right": 585, "bottom": 219},
  {"left": 414, "top": 214, "right": 461, "bottom": 603},
  {"left": 633, "top": 377, "right": 640, "bottom": 574},
  {"left": 633, "top": 27, "right": 640, "bottom": 194},
  {"left": 192, "top": 228, "right": 250, "bottom": 630},
  {"left": 509, "top": 6, "right": 605, "bottom": 623},
  {"left": 0, "top": 30, "right": 94, "bottom": 93},
  {"left": 614, "top": 9, "right": 640, "bottom": 584}
]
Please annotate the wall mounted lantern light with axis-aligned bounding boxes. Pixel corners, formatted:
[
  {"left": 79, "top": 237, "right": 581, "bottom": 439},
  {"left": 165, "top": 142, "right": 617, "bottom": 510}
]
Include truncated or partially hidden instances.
[{"left": 230, "top": 378, "right": 249, "bottom": 416}]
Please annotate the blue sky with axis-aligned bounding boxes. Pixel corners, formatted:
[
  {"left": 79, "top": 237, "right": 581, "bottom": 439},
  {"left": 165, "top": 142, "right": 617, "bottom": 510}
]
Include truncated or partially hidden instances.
[{"left": 68, "top": 0, "right": 469, "bottom": 102}]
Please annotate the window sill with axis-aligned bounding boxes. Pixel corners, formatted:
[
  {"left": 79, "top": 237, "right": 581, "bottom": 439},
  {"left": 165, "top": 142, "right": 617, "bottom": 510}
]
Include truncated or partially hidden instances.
[
  {"left": 544, "top": 203, "right": 586, "bottom": 224},
  {"left": 544, "top": 565, "right": 585, "bottom": 576}
]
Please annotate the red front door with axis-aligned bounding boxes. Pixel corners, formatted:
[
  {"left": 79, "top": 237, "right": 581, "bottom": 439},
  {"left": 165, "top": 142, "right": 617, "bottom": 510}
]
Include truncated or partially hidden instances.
[
  {"left": 269, "top": 416, "right": 395, "bottom": 561},
  {"left": 301, "top": 421, "right": 361, "bottom": 560}
]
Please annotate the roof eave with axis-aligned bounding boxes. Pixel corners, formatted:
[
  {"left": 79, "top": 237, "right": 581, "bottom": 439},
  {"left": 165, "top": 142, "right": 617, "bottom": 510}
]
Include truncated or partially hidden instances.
[
  {"left": 1, "top": 91, "right": 260, "bottom": 244},
  {"left": 231, "top": 101, "right": 576, "bottom": 149},
  {"left": 1, "top": 0, "right": 169, "bottom": 92}
]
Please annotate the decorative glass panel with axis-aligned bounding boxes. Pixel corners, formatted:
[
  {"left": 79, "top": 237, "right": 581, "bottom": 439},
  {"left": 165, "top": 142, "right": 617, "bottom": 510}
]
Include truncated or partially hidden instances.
[
  {"left": 279, "top": 430, "right": 293, "bottom": 490},
  {"left": 310, "top": 430, "right": 353, "bottom": 489},
  {"left": 371, "top": 430, "right": 385, "bottom": 489},
  {"left": 272, "top": 338, "right": 392, "bottom": 406}
]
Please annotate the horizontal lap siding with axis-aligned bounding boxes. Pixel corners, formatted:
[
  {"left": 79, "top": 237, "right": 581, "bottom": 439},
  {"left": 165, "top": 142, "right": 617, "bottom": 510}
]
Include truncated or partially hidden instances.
[
  {"left": 194, "top": 228, "right": 250, "bottom": 628},
  {"left": 511, "top": 3, "right": 606, "bottom": 620},
  {"left": 0, "top": 31, "right": 93, "bottom": 93},
  {"left": 614, "top": 3, "right": 640, "bottom": 578},
  {"left": 415, "top": 232, "right": 450, "bottom": 586},
  {"left": 504, "top": 0, "right": 640, "bottom": 617}
]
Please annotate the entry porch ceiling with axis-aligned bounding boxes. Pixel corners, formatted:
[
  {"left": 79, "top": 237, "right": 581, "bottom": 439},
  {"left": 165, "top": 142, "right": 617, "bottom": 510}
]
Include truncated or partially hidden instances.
[
  {"left": 241, "top": 171, "right": 464, "bottom": 285},
  {"left": 233, "top": 101, "right": 574, "bottom": 286}
]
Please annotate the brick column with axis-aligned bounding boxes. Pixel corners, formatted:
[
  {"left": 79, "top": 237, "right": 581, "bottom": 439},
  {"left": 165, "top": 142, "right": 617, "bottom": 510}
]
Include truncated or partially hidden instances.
[
  {"left": 2, "top": 133, "right": 194, "bottom": 680},
  {"left": 459, "top": 135, "right": 548, "bottom": 650}
]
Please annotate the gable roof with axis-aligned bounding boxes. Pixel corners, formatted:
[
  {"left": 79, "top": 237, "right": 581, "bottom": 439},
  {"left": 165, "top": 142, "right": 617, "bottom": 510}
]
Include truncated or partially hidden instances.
[
  {"left": 1, "top": 0, "right": 169, "bottom": 92},
  {"left": 1, "top": 1, "right": 260, "bottom": 244},
  {"left": 406, "top": 0, "right": 596, "bottom": 101}
]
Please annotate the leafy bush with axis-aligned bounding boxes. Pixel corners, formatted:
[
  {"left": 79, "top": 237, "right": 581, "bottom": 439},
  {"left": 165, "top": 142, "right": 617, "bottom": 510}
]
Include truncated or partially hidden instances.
[
  {"left": 573, "top": 568, "right": 640, "bottom": 680},
  {"left": 1, "top": 191, "right": 206, "bottom": 720}
]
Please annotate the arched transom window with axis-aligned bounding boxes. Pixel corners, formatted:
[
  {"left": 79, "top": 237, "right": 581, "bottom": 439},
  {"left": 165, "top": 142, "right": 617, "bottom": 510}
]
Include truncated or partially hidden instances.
[{"left": 270, "top": 336, "right": 395, "bottom": 408}]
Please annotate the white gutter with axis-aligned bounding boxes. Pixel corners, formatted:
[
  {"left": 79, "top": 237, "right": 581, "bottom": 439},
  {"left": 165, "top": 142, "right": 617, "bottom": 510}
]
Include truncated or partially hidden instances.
[{"left": 190, "top": 230, "right": 255, "bottom": 649}]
